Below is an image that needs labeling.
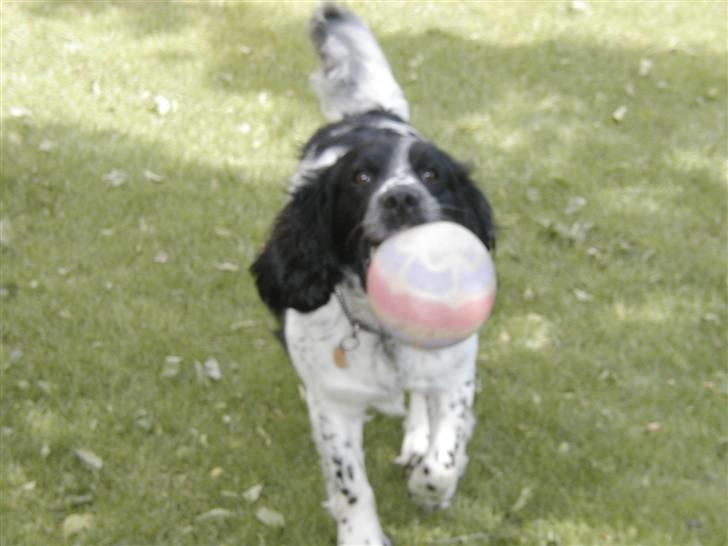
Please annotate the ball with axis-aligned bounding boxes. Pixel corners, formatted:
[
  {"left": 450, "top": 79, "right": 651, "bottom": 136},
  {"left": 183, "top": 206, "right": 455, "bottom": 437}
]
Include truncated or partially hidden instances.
[{"left": 366, "top": 221, "right": 496, "bottom": 349}]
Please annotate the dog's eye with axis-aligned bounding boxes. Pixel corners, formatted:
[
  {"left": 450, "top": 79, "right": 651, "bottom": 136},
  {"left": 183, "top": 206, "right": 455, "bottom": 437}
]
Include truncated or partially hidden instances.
[
  {"left": 421, "top": 169, "right": 439, "bottom": 183},
  {"left": 353, "top": 171, "right": 372, "bottom": 185}
]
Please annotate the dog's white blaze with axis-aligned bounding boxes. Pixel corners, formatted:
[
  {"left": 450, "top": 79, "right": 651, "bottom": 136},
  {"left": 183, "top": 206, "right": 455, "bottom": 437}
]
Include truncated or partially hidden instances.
[{"left": 373, "top": 139, "right": 418, "bottom": 197}]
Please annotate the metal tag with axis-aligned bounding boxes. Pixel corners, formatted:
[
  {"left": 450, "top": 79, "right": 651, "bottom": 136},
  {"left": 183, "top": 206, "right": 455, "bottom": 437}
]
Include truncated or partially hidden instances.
[{"left": 333, "top": 345, "right": 348, "bottom": 368}]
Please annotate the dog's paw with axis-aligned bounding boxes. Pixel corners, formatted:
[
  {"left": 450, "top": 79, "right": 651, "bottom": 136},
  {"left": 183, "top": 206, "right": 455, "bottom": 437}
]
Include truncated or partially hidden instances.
[
  {"left": 394, "top": 431, "right": 429, "bottom": 467},
  {"left": 338, "top": 528, "right": 392, "bottom": 546},
  {"left": 337, "top": 514, "right": 391, "bottom": 546},
  {"left": 394, "top": 450, "right": 425, "bottom": 469},
  {"left": 407, "top": 458, "right": 460, "bottom": 511}
]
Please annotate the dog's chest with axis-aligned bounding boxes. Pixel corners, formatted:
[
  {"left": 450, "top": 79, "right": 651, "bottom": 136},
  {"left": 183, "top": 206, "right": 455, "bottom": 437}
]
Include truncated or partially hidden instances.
[{"left": 284, "top": 286, "right": 477, "bottom": 408}]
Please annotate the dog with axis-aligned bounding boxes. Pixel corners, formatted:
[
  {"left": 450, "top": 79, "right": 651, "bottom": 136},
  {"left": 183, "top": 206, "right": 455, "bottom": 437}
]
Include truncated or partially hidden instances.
[{"left": 250, "top": 5, "right": 495, "bottom": 545}]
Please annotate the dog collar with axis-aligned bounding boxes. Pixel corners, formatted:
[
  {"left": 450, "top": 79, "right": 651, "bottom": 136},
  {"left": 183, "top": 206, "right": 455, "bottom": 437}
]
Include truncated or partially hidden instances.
[{"left": 334, "top": 286, "right": 389, "bottom": 351}]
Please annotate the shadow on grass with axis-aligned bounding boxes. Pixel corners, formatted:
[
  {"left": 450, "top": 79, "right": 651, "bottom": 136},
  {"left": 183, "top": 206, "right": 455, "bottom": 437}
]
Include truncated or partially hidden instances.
[
  {"left": 7, "top": 2, "right": 726, "bottom": 545},
  {"left": 2, "top": 115, "right": 328, "bottom": 544}
]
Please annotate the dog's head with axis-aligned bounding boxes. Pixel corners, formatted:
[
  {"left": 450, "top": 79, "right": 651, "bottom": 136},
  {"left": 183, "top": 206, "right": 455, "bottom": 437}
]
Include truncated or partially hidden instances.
[{"left": 251, "top": 113, "right": 495, "bottom": 315}]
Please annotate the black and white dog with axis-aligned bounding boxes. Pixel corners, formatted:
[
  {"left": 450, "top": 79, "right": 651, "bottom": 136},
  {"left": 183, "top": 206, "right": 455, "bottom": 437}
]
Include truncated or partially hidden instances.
[{"left": 251, "top": 5, "right": 495, "bottom": 545}]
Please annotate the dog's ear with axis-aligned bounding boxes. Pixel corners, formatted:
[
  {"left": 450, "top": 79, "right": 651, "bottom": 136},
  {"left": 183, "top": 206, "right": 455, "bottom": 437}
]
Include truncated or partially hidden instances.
[
  {"left": 453, "top": 164, "right": 496, "bottom": 252},
  {"left": 250, "top": 180, "right": 342, "bottom": 315}
]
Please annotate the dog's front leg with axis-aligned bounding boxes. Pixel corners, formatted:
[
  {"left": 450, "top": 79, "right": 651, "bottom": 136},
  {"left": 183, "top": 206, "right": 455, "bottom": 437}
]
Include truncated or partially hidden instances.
[
  {"left": 306, "top": 393, "right": 390, "bottom": 546},
  {"left": 407, "top": 378, "right": 476, "bottom": 510},
  {"left": 395, "top": 392, "right": 430, "bottom": 466}
]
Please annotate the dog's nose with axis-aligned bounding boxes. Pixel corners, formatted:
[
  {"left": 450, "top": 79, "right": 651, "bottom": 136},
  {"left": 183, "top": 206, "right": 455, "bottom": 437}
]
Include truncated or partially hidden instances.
[{"left": 379, "top": 186, "right": 422, "bottom": 214}]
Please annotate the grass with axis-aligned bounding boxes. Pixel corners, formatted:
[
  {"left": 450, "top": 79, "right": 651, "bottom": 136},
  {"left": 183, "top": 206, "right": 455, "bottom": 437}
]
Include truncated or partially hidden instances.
[{"left": 1, "top": 1, "right": 726, "bottom": 545}]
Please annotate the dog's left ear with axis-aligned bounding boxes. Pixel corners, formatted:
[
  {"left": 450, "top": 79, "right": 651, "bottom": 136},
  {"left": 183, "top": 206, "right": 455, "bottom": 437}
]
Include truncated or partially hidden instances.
[
  {"left": 250, "top": 180, "right": 342, "bottom": 316},
  {"left": 453, "top": 164, "right": 497, "bottom": 251}
]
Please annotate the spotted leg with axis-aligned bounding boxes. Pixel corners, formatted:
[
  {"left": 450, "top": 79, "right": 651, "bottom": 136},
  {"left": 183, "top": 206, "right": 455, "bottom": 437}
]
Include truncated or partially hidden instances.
[
  {"left": 305, "top": 393, "right": 391, "bottom": 546},
  {"left": 406, "top": 379, "right": 476, "bottom": 510},
  {"left": 395, "top": 392, "right": 430, "bottom": 467}
]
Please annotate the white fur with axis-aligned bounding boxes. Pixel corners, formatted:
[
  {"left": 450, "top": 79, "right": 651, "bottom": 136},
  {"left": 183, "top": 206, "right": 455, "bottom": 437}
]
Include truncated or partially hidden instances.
[
  {"left": 310, "top": 5, "right": 410, "bottom": 121},
  {"left": 289, "top": 118, "right": 420, "bottom": 193},
  {"left": 289, "top": 145, "right": 349, "bottom": 192},
  {"left": 285, "top": 278, "right": 477, "bottom": 545}
]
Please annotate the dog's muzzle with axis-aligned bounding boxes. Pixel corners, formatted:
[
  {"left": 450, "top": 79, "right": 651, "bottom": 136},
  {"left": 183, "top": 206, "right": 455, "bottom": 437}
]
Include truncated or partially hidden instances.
[{"left": 364, "top": 179, "right": 440, "bottom": 245}]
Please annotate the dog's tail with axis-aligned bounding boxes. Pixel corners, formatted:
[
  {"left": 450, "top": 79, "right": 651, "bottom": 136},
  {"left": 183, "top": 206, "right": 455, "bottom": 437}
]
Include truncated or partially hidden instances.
[{"left": 309, "top": 3, "right": 409, "bottom": 122}]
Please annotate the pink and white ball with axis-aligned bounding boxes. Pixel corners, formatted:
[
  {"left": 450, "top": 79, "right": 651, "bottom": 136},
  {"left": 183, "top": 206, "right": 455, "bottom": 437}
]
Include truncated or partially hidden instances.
[{"left": 366, "top": 222, "right": 496, "bottom": 349}]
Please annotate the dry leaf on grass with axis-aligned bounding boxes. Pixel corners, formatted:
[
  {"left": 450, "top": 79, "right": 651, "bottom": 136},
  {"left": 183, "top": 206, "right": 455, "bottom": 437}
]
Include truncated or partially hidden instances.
[
  {"left": 523, "top": 314, "right": 554, "bottom": 351},
  {"left": 538, "top": 218, "right": 593, "bottom": 244},
  {"left": 230, "top": 318, "right": 257, "bottom": 331},
  {"left": 243, "top": 483, "right": 263, "bottom": 503},
  {"left": 10, "top": 348, "right": 22, "bottom": 363},
  {"left": 214, "top": 261, "right": 240, "bottom": 272},
  {"left": 204, "top": 357, "right": 222, "bottom": 381},
  {"left": 612, "top": 105, "right": 628, "bottom": 122},
  {"left": 196, "top": 508, "right": 234, "bottom": 521},
  {"left": 646, "top": 421, "right": 662, "bottom": 433},
  {"left": 38, "top": 140, "right": 56, "bottom": 153},
  {"left": 510, "top": 486, "right": 534, "bottom": 513},
  {"left": 74, "top": 448, "right": 103, "bottom": 470},
  {"left": 215, "top": 227, "right": 233, "bottom": 238},
  {"left": 62, "top": 513, "right": 94, "bottom": 538},
  {"left": 65, "top": 493, "right": 95, "bottom": 507},
  {"left": 573, "top": 289, "right": 594, "bottom": 302},
  {"left": 705, "top": 87, "right": 719, "bottom": 100},
  {"left": 161, "top": 356, "right": 182, "bottom": 379},
  {"left": 569, "top": 1, "right": 592, "bottom": 14},
  {"left": 255, "top": 425, "right": 272, "bottom": 447},
  {"left": 9, "top": 106, "right": 32, "bottom": 119},
  {"left": 103, "top": 169, "right": 128, "bottom": 188},
  {"left": 639, "top": 58, "right": 654, "bottom": 77},
  {"left": 565, "top": 196, "right": 587, "bottom": 215},
  {"left": 152, "top": 95, "right": 177, "bottom": 116},
  {"left": 134, "top": 409, "right": 154, "bottom": 433},
  {"left": 256, "top": 507, "right": 285, "bottom": 528},
  {"left": 143, "top": 168, "right": 164, "bottom": 183}
]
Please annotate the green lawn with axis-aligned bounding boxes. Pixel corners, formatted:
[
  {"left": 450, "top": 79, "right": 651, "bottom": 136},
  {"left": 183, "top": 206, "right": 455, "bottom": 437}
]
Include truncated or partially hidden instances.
[{"left": 1, "top": 1, "right": 726, "bottom": 545}]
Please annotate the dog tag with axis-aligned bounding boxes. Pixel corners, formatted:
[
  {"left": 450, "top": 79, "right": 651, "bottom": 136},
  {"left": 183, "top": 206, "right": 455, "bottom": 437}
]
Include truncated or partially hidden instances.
[{"left": 333, "top": 345, "right": 348, "bottom": 368}]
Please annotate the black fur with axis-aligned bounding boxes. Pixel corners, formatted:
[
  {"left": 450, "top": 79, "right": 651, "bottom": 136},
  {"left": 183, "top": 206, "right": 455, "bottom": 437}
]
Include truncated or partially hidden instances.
[
  {"left": 250, "top": 110, "right": 495, "bottom": 315},
  {"left": 250, "top": 180, "right": 342, "bottom": 315}
]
